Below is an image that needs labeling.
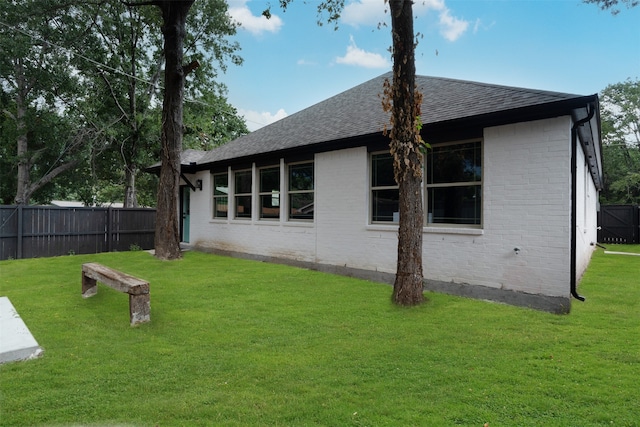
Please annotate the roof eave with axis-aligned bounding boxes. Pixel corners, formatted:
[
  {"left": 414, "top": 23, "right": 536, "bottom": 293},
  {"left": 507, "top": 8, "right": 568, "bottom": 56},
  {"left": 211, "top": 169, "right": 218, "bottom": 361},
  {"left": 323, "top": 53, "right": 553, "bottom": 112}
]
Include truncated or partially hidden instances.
[{"left": 428, "top": 95, "right": 598, "bottom": 130}]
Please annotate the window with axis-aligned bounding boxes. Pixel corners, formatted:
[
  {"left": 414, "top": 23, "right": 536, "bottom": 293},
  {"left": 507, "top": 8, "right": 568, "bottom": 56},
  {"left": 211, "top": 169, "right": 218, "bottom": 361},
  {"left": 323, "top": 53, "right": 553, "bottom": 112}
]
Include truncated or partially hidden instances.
[
  {"left": 259, "top": 166, "right": 280, "bottom": 219},
  {"left": 426, "top": 141, "right": 482, "bottom": 226},
  {"left": 234, "top": 169, "right": 252, "bottom": 219},
  {"left": 288, "top": 162, "right": 314, "bottom": 220},
  {"left": 212, "top": 172, "right": 229, "bottom": 218},
  {"left": 371, "top": 153, "right": 399, "bottom": 223}
]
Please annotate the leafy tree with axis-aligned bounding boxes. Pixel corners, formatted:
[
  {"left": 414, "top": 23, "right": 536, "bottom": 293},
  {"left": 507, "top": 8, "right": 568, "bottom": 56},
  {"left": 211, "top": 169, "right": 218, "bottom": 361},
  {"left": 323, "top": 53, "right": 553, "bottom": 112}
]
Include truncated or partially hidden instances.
[
  {"left": 599, "top": 79, "right": 640, "bottom": 204},
  {"left": 0, "top": 0, "right": 95, "bottom": 205},
  {"left": 1, "top": 0, "right": 244, "bottom": 213},
  {"left": 69, "top": 0, "right": 242, "bottom": 208},
  {"left": 152, "top": 0, "right": 195, "bottom": 260},
  {"left": 0, "top": 88, "right": 17, "bottom": 204},
  {"left": 70, "top": 1, "right": 164, "bottom": 208},
  {"left": 583, "top": 0, "right": 639, "bottom": 14},
  {"left": 118, "top": 0, "right": 243, "bottom": 260},
  {"left": 183, "top": 90, "right": 249, "bottom": 150}
]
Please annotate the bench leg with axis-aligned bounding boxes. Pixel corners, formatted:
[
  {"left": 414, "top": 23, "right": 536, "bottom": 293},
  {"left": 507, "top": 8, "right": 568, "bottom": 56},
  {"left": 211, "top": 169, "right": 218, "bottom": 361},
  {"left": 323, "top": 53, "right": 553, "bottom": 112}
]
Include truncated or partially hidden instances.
[
  {"left": 129, "top": 294, "right": 150, "bottom": 326},
  {"left": 82, "top": 273, "right": 97, "bottom": 298}
]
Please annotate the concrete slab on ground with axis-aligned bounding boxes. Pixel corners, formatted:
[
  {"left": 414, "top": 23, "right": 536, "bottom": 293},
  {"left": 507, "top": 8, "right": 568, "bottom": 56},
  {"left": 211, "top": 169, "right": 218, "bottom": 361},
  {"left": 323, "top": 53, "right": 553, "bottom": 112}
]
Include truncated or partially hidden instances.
[
  {"left": 0, "top": 296, "right": 43, "bottom": 364},
  {"left": 604, "top": 250, "right": 640, "bottom": 256}
]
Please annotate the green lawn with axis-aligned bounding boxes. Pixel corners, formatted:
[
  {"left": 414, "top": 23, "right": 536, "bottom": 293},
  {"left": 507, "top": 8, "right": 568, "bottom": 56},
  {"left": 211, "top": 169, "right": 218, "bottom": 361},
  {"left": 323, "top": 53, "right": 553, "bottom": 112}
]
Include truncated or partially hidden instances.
[{"left": 0, "top": 246, "right": 638, "bottom": 426}]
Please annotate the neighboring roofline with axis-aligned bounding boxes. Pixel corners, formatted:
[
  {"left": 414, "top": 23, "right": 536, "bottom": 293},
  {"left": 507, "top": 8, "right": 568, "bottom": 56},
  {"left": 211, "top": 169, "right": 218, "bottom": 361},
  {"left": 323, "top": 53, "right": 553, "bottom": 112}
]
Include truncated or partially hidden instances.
[{"left": 145, "top": 148, "right": 207, "bottom": 175}]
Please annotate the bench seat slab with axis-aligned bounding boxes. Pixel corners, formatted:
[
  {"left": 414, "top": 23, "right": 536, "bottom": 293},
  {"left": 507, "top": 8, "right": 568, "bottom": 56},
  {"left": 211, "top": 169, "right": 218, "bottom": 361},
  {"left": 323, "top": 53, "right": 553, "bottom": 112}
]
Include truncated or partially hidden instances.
[
  {"left": 82, "top": 263, "right": 149, "bottom": 295},
  {"left": 81, "top": 263, "right": 150, "bottom": 326}
]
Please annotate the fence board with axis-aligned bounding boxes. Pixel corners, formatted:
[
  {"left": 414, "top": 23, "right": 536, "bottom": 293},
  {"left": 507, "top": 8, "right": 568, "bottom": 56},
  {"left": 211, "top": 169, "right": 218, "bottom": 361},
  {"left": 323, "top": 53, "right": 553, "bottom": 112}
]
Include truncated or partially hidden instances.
[
  {"left": 0, "top": 206, "right": 155, "bottom": 260},
  {"left": 598, "top": 205, "right": 639, "bottom": 244}
]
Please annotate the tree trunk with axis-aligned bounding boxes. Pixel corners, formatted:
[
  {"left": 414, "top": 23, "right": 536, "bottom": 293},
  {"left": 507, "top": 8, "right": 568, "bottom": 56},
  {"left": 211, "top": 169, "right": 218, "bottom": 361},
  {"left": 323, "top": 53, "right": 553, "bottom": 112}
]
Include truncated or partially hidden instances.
[
  {"left": 15, "top": 125, "right": 30, "bottom": 205},
  {"left": 124, "top": 164, "right": 139, "bottom": 208},
  {"left": 125, "top": 30, "right": 139, "bottom": 209},
  {"left": 389, "top": 0, "right": 425, "bottom": 306},
  {"left": 153, "top": 1, "right": 194, "bottom": 260},
  {"left": 14, "top": 58, "right": 31, "bottom": 205}
]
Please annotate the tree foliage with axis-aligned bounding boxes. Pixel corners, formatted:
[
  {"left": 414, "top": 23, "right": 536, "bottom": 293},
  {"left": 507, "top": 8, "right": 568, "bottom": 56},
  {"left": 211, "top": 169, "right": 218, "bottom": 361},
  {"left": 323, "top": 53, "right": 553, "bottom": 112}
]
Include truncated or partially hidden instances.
[
  {"left": 183, "top": 91, "right": 248, "bottom": 151},
  {"left": 113, "top": 0, "right": 244, "bottom": 260},
  {"left": 0, "top": 0, "right": 246, "bottom": 208},
  {"left": 0, "top": 0, "right": 95, "bottom": 205},
  {"left": 599, "top": 79, "right": 640, "bottom": 204},
  {"left": 583, "top": 0, "right": 639, "bottom": 14}
]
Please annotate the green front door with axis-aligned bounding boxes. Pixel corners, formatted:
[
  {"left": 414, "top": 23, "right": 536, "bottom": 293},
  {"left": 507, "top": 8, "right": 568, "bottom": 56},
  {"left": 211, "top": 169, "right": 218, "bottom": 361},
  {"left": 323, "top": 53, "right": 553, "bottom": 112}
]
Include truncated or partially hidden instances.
[{"left": 181, "top": 186, "right": 190, "bottom": 243}]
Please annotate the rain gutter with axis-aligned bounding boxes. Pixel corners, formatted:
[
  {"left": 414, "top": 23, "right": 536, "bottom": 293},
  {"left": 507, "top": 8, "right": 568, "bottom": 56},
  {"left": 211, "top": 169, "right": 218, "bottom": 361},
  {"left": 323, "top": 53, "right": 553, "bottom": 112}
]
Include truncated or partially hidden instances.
[{"left": 570, "top": 102, "right": 596, "bottom": 302}]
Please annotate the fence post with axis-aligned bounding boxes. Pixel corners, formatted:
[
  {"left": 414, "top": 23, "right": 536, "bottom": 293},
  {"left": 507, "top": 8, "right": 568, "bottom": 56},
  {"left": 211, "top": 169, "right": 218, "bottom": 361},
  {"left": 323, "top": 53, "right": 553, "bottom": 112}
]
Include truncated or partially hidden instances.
[
  {"left": 16, "top": 205, "right": 23, "bottom": 259},
  {"left": 107, "top": 207, "right": 113, "bottom": 253},
  {"left": 636, "top": 205, "right": 640, "bottom": 244}
]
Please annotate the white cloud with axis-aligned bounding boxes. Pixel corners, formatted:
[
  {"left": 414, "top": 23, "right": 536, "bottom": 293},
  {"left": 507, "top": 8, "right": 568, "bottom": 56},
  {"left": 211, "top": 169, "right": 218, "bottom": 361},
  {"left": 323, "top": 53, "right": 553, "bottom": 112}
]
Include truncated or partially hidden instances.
[
  {"left": 297, "top": 59, "right": 317, "bottom": 66},
  {"left": 228, "top": 0, "right": 283, "bottom": 36},
  {"left": 341, "top": 0, "right": 470, "bottom": 42},
  {"left": 336, "top": 36, "right": 390, "bottom": 69},
  {"left": 239, "top": 108, "right": 288, "bottom": 132},
  {"left": 473, "top": 18, "right": 496, "bottom": 34},
  {"left": 438, "top": 9, "right": 469, "bottom": 41},
  {"left": 341, "top": 0, "right": 387, "bottom": 27},
  {"left": 473, "top": 18, "right": 481, "bottom": 34}
]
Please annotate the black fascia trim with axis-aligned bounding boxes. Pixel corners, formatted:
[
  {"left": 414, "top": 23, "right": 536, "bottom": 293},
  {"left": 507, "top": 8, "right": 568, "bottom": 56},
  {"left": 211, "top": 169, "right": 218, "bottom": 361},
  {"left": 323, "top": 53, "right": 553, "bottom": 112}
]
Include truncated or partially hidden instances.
[
  {"left": 429, "top": 95, "right": 598, "bottom": 131},
  {"left": 572, "top": 102, "right": 604, "bottom": 191},
  {"left": 199, "top": 133, "right": 381, "bottom": 172}
]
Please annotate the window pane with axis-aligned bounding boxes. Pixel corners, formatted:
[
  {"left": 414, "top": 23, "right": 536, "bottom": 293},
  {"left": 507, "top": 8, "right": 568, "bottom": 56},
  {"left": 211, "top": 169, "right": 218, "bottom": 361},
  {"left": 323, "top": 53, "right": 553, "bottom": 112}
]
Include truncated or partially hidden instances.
[
  {"left": 213, "top": 174, "right": 228, "bottom": 196},
  {"left": 372, "top": 153, "right": 396, "bottom": 187},
  {"left": 235, "top": 170, "right": 252, "bottom": 194},
  {"left": 214, "top": 197, "right": 228, "bottom": 218},
  {"left": 289, "top": 163, "right": 313, "bottom": 191},
  {"left": 427, "top": 185, "right": 481, "bottom": 225},
  {"left": 260, "top": 167, "right": 280, "bottom": 193},
  {"left": 289, "top": 193, "right": 314, "bottom": 220},
  {"left": 428, "top": 142, "right": 481, "bottom": 184},
  {"left": 372, "top": 189, "right": 399, "bottom": 222},
  {"left": 235, "top": 195, "right": 252, "bottom": 218},
  {"left": 260, "top": 194, "right": 280, "bottom": 219}
]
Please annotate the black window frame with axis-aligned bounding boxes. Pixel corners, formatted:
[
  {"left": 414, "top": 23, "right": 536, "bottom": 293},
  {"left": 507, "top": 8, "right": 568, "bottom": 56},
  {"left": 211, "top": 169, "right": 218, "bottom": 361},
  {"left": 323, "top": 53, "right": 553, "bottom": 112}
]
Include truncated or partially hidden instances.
[
  {"left": 212, "top": 171, "right": 229, "bottom": 219},
  {"left": 287, "top": 161, "right": 314, "bottom": 221}
]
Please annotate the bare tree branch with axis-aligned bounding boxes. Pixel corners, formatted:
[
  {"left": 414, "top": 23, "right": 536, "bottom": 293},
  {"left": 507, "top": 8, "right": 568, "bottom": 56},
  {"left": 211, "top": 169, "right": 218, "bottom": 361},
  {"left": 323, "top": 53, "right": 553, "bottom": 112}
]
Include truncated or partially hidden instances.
[
  {"left": 121, "top": 1, "right": 160, "bottom": 7},
  {"left": 99, "top": 70, "right": 131, "bottom": 122}
]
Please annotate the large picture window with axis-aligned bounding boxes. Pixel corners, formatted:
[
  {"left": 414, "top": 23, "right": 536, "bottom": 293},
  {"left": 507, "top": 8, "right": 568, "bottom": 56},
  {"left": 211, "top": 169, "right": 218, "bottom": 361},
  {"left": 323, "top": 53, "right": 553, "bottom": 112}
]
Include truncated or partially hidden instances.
[
  {"left": 259, "top": 166, "right": 280, "bottom": 219},
  {"left": 212, "top": 172, "right": 228, "bottom": 218},
  {"left": 288, "top": 162, "right": 314, "bottom": 221},
  {"left": 426, "top": 141, "right": 482, "bottom": 226},
  {"left": 371, "top": 153, "right": 399, "bottom": 223},
  {"left": 234, "top": 169, "right": 252, "bottom": 219}
]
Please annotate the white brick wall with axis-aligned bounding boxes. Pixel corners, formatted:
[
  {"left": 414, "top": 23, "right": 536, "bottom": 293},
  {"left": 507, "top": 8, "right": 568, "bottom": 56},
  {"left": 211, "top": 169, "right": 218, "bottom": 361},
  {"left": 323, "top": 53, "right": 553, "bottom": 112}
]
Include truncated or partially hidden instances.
[
  {"left": 186, "top": 166, "right": 317, "bottom": 262},
  {"left": 186, "top": 116, "right": 597, "bottom": 300},
  {"left": 575, "top": 143, "right": 598, "bottom": 279},
  {"left": 471, "top": 116, "right": 572, "bottom": 297}
]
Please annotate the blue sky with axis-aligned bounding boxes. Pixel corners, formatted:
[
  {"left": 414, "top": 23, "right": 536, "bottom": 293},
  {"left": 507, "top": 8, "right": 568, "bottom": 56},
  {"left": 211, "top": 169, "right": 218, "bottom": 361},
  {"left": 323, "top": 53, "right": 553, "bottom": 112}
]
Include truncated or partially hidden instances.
[{"left": 222, "top": 0, "right": 640, "bottom": 131}]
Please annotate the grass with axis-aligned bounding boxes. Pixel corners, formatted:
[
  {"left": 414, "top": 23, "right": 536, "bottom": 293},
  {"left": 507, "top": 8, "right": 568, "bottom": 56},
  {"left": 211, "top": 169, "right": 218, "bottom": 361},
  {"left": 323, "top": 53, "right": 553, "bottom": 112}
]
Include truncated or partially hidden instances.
[{"left": 0, "top": 245, "right": 638, "bottom": 426}]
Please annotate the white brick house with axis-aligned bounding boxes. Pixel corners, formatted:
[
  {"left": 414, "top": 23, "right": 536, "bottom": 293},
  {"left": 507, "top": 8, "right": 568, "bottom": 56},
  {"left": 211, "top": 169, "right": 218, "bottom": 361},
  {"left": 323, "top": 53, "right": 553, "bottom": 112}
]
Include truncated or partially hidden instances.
[{"left": 159, "top": 74, "right": 602, "bottom": 313}]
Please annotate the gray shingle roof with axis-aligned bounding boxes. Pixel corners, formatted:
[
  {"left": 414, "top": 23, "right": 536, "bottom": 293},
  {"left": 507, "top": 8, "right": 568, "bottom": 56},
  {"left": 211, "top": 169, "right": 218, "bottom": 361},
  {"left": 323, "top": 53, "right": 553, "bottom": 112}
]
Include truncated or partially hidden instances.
[
  {"left": 193, "top": 73, "right": 594, "bottom": 168},
  {"left": 180, "top": 149, "right": 208, "bottom": 165}
]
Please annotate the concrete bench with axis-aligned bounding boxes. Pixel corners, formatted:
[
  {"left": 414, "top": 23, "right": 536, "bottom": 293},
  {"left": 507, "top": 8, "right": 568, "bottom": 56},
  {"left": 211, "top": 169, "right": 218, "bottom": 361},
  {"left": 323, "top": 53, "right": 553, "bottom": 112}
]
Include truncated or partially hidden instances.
[{"left": 81, "top": 263, "right": 150, "bottom": 326}]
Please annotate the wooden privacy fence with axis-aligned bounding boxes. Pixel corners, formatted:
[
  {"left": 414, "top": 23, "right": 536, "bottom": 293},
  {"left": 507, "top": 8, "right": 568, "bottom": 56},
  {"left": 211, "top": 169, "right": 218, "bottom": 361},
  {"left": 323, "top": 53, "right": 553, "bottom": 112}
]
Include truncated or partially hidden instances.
[
  {"left": 598, "top": 205, "right": 639, "bottom": 244},
  {"left": 0, "top": 206, "right": 155, "bottom": 261}
]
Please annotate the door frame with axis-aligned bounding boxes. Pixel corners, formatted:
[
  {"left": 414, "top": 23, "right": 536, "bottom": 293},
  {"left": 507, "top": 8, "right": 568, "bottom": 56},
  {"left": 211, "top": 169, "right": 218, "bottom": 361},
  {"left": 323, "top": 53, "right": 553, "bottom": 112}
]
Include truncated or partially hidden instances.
[{"left": 179, "top": 185, "right": 191, "bottom": 243}]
